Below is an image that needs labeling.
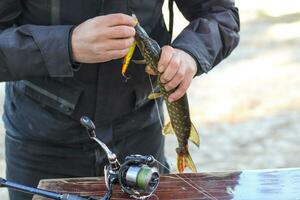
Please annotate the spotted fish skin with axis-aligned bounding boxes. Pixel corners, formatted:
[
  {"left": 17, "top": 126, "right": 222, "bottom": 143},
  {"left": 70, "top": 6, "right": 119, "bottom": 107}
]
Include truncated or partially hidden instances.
[{"left": 134, "top": 24, "right": 200, "bottom": 173}]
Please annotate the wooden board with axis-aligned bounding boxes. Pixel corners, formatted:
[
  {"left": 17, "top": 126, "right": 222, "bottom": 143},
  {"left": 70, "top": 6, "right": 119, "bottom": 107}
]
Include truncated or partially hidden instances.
[{"left": 33, "top": 168, "right": 300, "bottom": 200}]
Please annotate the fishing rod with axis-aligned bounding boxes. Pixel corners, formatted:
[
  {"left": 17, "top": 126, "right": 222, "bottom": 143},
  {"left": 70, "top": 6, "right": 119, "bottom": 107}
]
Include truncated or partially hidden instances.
[
  {"left": 0, "top": 116, "right": 160, "bottom": 200},
  {"left": 0, "top": 178, "right": 98, "bottom": 200}
]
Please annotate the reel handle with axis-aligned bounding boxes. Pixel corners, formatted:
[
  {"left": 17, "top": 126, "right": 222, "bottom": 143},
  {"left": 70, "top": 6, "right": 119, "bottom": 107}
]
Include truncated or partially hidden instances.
[
  {"left": 80, "top": 116, "right": 96, "bottom": 138},
  {"left": 80, "top": 116, "right": 120, "bottom": 172}
]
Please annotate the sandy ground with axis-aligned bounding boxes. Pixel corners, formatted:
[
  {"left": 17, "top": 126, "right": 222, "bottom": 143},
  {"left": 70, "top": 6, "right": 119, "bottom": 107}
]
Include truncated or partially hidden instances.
[{"left": 0, "top": 0, "right": 300, "bottom": 199}]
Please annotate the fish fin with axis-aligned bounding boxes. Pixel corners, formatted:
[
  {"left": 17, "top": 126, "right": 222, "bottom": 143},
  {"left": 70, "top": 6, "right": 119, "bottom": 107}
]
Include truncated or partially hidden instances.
[
  {"left": 189, "top": 123, "right": 200, "bottom": 147},
  {"left": 148, "top": 92, "right": 163, "bottom": 99},
  {"left": 162, "top": 122, "right": 174, "bottom": 136},
  {"left": 132, "top": 59, "right": 147, "bottom": 65},
  {"left": 176, "top": 151, "right": 197, "bottom": 173},
  {"left": 121, "top": 41, "right": 137, "bottom": 75}
]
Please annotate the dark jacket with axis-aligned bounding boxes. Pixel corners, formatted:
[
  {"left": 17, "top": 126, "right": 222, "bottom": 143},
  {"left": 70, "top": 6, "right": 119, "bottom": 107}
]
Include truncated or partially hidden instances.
[{"left": 0, "top": 0, "right": 239, "bottom": 143}]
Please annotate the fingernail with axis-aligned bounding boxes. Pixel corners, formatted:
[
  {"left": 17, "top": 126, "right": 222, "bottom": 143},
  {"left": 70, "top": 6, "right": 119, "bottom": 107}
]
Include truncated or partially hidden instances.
[{"left": 158, "top": 65, "right": 164, "bottom": 73}]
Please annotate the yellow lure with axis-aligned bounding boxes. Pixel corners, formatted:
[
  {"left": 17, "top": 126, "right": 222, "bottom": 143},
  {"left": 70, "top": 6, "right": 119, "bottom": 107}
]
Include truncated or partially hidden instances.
[
  {"left": 121, "top": 17, "right": 139, "bottom": 76},
  {"left": 121, "top": 40, "right": 137, "bottom": 75}
]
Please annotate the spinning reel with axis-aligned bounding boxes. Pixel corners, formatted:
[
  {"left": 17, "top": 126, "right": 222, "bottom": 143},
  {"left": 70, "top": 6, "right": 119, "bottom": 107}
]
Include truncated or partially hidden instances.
[{"left": 80, "top": 116, "right": 160, "bottom": 200}]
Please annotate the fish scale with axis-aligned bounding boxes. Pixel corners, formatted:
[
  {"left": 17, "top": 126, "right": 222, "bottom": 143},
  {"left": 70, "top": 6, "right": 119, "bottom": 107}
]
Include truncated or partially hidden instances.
[{"left": 131, "top": 21, "right": 200, "bottom": 173}]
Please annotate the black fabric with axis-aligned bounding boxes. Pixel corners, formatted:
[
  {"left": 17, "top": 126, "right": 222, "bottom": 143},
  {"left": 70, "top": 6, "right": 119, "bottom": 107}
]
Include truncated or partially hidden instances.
[
  {"left": 168, "top": 0, "right": 174, "bottom": 41},
  {"left": 172, "top": 0, "right": 240, "bottom": 75},
  {"left": 68, "top": 26, "right": 82, "bottom": 71}
]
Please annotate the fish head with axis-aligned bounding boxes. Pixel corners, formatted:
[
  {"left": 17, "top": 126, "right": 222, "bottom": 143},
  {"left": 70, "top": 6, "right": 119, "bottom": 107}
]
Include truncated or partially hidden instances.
[{"left": 134, "top": 24, "right": 161, "bottom": 71}]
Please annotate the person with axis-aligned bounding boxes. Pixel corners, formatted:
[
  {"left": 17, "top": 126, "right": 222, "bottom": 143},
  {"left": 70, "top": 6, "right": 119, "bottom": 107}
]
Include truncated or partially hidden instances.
[{"left": 0, "top": 0, "right": 240, "bottom": 199}]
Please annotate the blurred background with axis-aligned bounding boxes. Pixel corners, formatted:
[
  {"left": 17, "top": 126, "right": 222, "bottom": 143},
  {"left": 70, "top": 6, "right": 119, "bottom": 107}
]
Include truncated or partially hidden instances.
[
  {"left": 0, "top": 0, "right": 300, "bottom": 198},
  {"left": 163, "top": 0, "right": 300, "bottom": 171}
]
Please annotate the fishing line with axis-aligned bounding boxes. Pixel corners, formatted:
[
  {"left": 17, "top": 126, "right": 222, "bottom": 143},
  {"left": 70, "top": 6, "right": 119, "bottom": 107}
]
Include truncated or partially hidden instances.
[
  {"left": 147, "top": 73, "right": 218, "bottom": 200},
  {"left": 146, "top": 193, "right": 159, "bottom": 200},
  {"left": 148, "top": 74, "right": 164, "bottom": 128},
  {"left": 182, "top": 174, "right": 219, "bottom": 200},
  {"left": 153, "top": 158, "right": 218, "bottom": 200}
]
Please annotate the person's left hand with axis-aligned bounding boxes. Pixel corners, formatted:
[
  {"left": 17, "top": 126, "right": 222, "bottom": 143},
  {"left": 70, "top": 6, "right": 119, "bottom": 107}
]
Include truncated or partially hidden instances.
[{"left": 145, "top": 45, "right": 197, "bottom": 103}]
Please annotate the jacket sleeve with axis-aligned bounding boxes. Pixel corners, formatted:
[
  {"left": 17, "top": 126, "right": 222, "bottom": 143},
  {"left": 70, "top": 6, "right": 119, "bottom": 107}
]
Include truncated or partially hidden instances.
[
  {"left": 172, "top": 0, "right": 240, "bottom": 75},
  {"left": 0, "top": 0, "right": 74, "bottom": 82}
]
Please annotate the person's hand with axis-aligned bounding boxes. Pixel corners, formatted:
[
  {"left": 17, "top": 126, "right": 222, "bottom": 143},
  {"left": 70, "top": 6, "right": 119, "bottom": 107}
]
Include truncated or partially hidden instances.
[
  {"left": 71, "top": 14, "right": 136, "bottom": 63},
  {"left": 145, "top": 46, "right": 197, "bottom": 102}
]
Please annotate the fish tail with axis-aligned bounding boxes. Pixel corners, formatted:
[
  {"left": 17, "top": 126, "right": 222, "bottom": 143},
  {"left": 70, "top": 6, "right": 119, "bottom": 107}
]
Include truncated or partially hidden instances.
[{"left": 176, "top": 147, "right": 197, "bottom": 173}]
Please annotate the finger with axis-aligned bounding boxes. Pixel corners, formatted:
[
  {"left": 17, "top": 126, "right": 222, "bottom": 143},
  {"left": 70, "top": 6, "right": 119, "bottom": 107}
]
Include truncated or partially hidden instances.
[
  {"left": 164, "top": 66, "right": 185, "bottom": 91},
  {"left": 102, "top": 48, "right": 130, "bottom": 61},
  {"left": 158, "top": 46, "right": 173, "bottom": 73},
  {"left": 160, "top": 55, "right": 180, "bottom": 84},
  {"left": 106, "top": 26, "right": 136, "bottom": 39},
  {"left": 106, "top": 37, "right": 135, "bottom": 50},
  {"left": 103, "top": 13, "right": 136, "bottom": 27},
  {"left": 168, "top": 76, "right": 192, "bottom": 103},
  {"left": 145, "top": 65, "right": 157, "bottom": 75}
]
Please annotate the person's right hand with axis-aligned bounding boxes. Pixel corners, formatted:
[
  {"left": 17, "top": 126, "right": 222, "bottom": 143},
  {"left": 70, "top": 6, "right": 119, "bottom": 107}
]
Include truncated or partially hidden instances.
[{"left": 71, "top": 14, "right": 136, "bottom": 63}]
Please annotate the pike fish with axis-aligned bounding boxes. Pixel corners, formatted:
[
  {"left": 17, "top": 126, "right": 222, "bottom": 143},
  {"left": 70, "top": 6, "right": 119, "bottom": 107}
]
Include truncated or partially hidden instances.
[{"left": 124, "top": 21, "right": 200, "bottom": 173}]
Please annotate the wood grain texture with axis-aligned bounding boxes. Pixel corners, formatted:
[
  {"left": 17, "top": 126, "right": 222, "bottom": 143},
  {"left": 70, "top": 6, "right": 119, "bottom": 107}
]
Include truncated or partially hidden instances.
[{"left": 33, "top": 168, "right": 300, "bottom": 200}]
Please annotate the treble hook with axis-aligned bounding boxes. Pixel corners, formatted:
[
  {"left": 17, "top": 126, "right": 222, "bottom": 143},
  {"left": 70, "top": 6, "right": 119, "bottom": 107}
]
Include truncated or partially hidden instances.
[{"left": 122, "top": 73, "right": 131, "bottom": 83}]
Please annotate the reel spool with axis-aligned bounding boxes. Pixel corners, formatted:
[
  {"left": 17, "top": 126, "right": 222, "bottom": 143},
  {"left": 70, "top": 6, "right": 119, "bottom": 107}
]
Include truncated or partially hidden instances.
[
  {"left": 118, "top": 155, "right": 160, "bottom": 199},
  {"left": 122, "top": 165, "right": 159, "bottom": 192}
]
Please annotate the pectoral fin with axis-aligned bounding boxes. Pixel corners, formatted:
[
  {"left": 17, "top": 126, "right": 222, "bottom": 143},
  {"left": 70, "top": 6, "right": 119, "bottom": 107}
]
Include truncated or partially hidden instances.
[
  {"left": 189, "top": 123, "right": 200, "bottom": 147},
  {"left": 162, "top": 122, "right": 174, "bottom": 135},
  {"left": 148, "top": 92, "right": 163, "bottom": 100}
]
